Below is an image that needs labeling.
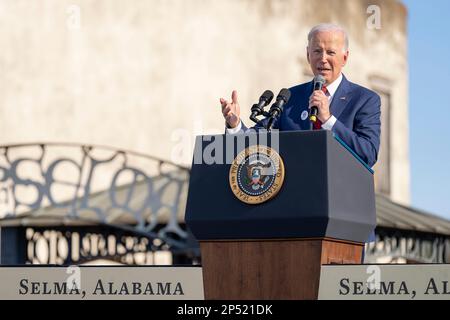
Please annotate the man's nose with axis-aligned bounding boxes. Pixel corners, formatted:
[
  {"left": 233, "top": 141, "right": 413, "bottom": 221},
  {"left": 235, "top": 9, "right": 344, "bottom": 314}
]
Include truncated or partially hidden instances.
[{"left": 320, "top": 52, "right": 328, "bottom": 62}]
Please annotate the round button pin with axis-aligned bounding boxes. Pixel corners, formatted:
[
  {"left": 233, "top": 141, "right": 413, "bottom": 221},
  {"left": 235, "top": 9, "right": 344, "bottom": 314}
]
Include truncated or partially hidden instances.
[{"left": 301, "top": 110, "right": 308, "bottom": 121}]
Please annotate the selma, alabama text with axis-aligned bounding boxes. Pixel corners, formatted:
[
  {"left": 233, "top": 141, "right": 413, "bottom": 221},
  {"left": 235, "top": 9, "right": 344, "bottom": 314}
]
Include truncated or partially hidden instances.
[
  {"left": 19, "top": 279, "right": 184, "bottom": 296},
  {"left": 339, "top": 278, "right": 450, "bottom": 298}
]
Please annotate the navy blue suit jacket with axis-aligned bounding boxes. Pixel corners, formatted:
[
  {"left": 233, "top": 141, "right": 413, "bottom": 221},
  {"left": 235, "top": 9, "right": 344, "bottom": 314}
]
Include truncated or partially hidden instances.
[{"left": 242, "top": 75, "right": 381, "bottom": 167}]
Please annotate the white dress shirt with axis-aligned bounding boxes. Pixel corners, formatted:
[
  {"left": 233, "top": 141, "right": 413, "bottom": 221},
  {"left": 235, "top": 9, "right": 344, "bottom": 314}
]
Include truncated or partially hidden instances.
[
  {"left": 226, "top": 73, "right": 343, "bottom": 133},
  {"left": 320, "top": 73, "right": 342, "bottom": 130}
]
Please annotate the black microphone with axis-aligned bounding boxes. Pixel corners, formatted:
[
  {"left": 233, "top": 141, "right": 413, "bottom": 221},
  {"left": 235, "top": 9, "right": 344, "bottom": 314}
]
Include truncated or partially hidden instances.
[
  {"left": 250, "top": 90, "right": 274, "bottom": 123},
  {"left": 267, "top": 88, "right": 291, "bottom": 130},
  {"left": 309, "top": 75, "right": 326, "bottom": 123}
]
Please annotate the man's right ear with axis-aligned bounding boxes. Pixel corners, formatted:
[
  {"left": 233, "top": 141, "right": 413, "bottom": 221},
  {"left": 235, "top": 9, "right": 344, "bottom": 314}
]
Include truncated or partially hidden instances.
[{"left": 306, "top": 47, "right": 310, "bottom": 64}]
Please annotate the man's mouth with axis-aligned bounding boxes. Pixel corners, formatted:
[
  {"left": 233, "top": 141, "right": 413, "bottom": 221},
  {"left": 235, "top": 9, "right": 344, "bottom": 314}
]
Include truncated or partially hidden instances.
[{"left": 318, "top": 67, "right": 331, "bottom": 72}]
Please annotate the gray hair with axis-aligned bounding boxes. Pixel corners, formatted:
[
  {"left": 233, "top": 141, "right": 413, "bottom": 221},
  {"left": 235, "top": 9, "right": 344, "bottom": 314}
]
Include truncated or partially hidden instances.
[{"left": 307, "top": 23, "right": 349, "bottom": 52}]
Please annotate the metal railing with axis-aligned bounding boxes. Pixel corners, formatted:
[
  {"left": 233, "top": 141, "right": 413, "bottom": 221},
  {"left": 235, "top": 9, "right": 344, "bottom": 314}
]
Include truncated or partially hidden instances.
[{"left": 0, "top": 143, "right": 197, "bottom": 264}]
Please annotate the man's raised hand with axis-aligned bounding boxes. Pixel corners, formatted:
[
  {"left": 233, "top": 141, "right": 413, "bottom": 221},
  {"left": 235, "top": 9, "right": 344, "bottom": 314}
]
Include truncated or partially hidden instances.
[{"left": 220, "top": 90, "right": 241, "bottom": 128}]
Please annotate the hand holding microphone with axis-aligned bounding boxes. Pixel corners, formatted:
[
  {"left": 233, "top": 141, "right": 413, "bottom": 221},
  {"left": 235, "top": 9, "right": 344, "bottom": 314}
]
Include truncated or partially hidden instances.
[{"left": 309, "top": 75, "right": 331, "bottom": 124}]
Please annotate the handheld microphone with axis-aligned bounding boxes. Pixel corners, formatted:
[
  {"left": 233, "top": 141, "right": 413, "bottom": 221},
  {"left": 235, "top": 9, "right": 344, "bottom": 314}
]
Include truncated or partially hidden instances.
[
  {"left": 309, "top": 75, "right": 326, "bottom": 123},
  {"left": 250, "top": 90, "right": 274, "bottom": 123},
  {"left": 267, "top": 88, "right": 291, "bottom": 130}
]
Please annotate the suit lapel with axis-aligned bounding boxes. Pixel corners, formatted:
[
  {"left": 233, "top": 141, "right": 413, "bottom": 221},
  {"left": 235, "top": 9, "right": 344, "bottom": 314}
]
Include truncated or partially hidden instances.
[
  {"left": 330, "top": 75, "right": 352, "bottom": 120},
  {"left": 304, "top": 80, "right": 314, "bottom": 110},
  {"left": 301, "top": 81, "right": 314, "bottom": 129}
]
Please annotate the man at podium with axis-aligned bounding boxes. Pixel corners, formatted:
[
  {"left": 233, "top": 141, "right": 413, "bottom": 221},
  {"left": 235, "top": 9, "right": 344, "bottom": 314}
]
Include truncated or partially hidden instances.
[{"left": 219, "top": 23, "right": 381, "bottom": 167}]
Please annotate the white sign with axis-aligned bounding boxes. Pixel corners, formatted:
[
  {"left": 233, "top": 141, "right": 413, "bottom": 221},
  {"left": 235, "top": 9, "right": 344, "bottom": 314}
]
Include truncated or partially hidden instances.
[
  {"left": 319, "top": 264, "right": 450, "bottom": 300},
  {"left": 0, "top": 266, "right": 204, "bottom": 300}
]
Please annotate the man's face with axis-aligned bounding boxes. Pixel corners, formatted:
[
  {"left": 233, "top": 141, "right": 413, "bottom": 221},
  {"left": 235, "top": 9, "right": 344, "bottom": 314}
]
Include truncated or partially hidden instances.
[{"left": 307, "top": 30, "right": 349, "bottom": 84}]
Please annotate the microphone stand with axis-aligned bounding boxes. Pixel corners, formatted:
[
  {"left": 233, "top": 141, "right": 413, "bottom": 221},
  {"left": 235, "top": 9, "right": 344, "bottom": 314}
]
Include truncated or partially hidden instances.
[
  {"left": 266, "top": 114, "right": 276, "bottom": 132},
  {"left": 250, "top": 111, "right": 271, "bottom": 129}
]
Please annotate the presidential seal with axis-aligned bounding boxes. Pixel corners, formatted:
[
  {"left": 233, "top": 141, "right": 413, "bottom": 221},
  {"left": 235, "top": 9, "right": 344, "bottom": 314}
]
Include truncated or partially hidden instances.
[{"left": 229, "top": 145, "right": 285, "bottom": 204}]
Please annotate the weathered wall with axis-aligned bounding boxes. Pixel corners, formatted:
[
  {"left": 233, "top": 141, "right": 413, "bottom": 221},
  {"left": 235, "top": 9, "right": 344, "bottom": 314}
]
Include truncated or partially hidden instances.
[{"left": 0, "top": 0, "right": 409, "bottom": 204}]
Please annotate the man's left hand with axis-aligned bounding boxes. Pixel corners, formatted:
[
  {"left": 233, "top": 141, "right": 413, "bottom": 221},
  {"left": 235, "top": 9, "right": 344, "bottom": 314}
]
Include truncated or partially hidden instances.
[{"left": 309, "top": 91, "right": 331, "bottom": 123}]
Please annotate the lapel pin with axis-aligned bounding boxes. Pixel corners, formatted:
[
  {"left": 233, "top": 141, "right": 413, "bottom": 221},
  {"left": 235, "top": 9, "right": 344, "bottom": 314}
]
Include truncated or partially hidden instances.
[{"left": 301, "top": 110, "right": 309, "bottom": 121}]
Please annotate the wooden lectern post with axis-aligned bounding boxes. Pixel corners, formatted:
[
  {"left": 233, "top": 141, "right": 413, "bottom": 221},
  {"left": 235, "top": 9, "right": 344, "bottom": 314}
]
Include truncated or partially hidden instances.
[{"left": 200, "top": 239, "right": 363, "bottom": 300}]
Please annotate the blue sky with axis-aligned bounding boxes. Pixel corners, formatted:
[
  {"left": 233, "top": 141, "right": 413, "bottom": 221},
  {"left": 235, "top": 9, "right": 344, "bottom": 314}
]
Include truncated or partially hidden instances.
[{"left": 403, "top": 0, "right": 450, "bottom": 219}]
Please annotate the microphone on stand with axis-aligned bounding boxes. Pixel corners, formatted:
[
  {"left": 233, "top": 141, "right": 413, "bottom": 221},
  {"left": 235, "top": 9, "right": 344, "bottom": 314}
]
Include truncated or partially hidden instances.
[
  {"left": 266, "top": 88, "right": 291, "bottom": 130},
  {"left": 250, "top": 90, "right": 274, "bottom": 124}
]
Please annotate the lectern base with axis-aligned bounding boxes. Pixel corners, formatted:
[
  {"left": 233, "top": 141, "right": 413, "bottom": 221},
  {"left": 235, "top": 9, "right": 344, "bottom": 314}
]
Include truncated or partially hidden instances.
[{"left": 200, "top": 238, "right": 363, "bottom": 300}]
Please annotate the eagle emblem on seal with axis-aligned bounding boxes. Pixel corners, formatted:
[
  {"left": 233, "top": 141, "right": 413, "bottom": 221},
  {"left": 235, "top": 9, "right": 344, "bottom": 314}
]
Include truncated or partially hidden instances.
[
  {"left": 246, "top": 161, "right": 272, "bottom": 190},
  {"left": 229, "top": 145, "right": 285, "bottom": 204}
]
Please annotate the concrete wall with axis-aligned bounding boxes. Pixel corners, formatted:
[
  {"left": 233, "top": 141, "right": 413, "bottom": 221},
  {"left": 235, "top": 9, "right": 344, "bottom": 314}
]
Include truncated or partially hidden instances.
[{"left": 0, "top": 0, "right": 409, "bottom": 204}]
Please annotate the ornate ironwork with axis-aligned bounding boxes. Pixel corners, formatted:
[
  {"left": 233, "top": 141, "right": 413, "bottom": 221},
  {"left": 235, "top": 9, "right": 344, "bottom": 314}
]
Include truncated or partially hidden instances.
[
  {"left": 24, "top": 226, "right": 180, "bottom": 265},
  {"left": 365, "top": 228, "right": 450, "bottom": 263},
  {"left": 0, "top": 143, "right": 195, "bottom": 264}
]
